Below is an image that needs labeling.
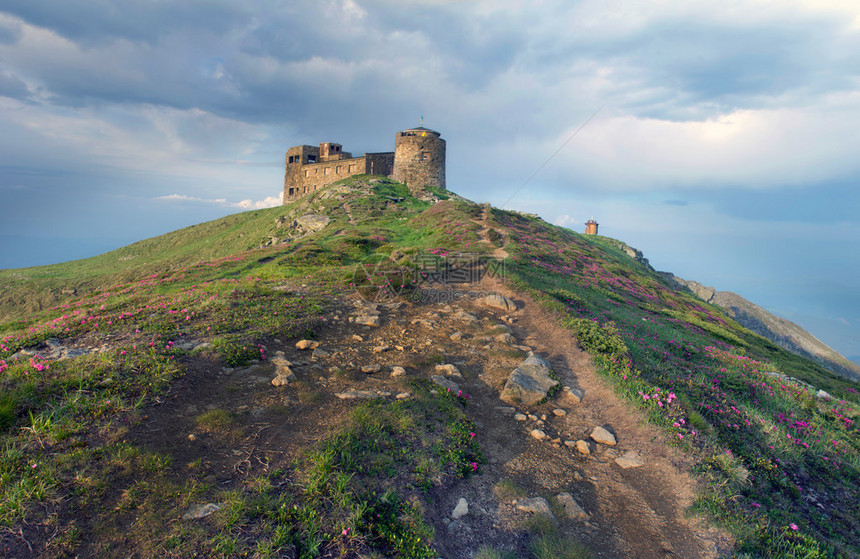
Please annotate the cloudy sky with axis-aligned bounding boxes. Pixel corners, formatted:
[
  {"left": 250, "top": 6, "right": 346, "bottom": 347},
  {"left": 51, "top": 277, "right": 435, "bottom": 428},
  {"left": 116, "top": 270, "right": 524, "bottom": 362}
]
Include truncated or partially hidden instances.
[{"left": 1, "top": 0, "right": 858, "bottom": 362}]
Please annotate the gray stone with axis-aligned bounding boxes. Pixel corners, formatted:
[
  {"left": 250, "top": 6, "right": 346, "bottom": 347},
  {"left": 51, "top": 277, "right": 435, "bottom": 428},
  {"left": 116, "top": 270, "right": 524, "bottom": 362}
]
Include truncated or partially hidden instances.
[
  {"left": 451, "top": 498, "right": 469, "bottom": 519},
  {"left": 495, "top": 406, "right": 516, "bottom": 415},
  {"left": 361, "top": 364, "right": 382, "bottom": 374},
  {"left": 270, "top": 356, "right": 297, "bottom": 386},
  {"left": 354, "top": 314, "right": 380, "bottom": 327},
  {"left": 431, "top": 375, "right": 460, "bottom": 393},
  {"left": 452, "top": 310, "right": 478, "bottom": 322},
  {"left": 816, "top": 389, "right": 833, "bottom": 400},
  {"left": 435, "top": 364, "right": 463, "bottom": 378},
  {"left": 372, "top": 345, "right": 390, "bottom": 353},
  {"left": 395, "top": 392, "right": 411, "bottom": 400},
  {"left": 515, "top": 497, "right": 554, "bottom": 519},
  {"left": 294, "top": 214, "right": 330, "bottom": 234},
  {"left": 575, "top": 440, "right": 591, "bottom": 455},
  {"left": 500, "top": 354, "right": 559, "bottom": 406},
  {"left": 296, "top": 339, "right": 319, "bottom": 350},
  {"left": 391, "top": 366, "right": 407, "bottom": 377},
  {"left": 530, "top": 429, "right": 548, "bottom": 440},
  {"left": 590, "top": 426, "right": 617, "bottom": 446},
  {"left": 335, "top": 390, "right": 383, "bottom": 400},
  {"left": 479, "top": 293, "right": 518, "bottom": 312},
  {"left": 514, "top": 413, "right": 527, "bottom": 421},
  {"left": 311, "top": 347, "right": 330, "bottom": 359},
  {"left": 564, "top": 386, "right": 584, "bottom": 404},
  {"left": 555, "top": 492, "right": 588, "bottom": 520},
  {"left": 495, "top": 333, "right": 517, "bottom": 344},
  {"left": 615, "top": 451, "right": 645, "bottom": 469},
  {"left": 182, "top": 503, "right": 221, "bottom": 520},
  {"left": 552, "top": 408, "right": 567, "bottom": 417}
]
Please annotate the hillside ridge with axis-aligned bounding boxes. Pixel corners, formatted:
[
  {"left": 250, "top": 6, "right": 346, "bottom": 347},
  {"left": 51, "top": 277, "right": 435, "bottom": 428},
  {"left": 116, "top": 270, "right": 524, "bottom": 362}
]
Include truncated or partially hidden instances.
[
  {"left": 659, "top": 273, "right": 860, "bottom": 382},
  {"left": 0, "top": 177, "right": 857, "bottom": 558}
]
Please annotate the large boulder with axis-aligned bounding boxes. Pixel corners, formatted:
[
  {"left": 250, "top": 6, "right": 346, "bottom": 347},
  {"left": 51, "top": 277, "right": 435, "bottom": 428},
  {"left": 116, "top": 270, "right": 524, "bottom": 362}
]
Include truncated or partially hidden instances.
[
  {"left": 294, "top": 214, "right": 330, "bottom": 235},
  {"left": 478, "top": 293, "right": 517, "bottom": 312},
  {"left": 500, "top": 354, "right": 559, "bottom": 406}
]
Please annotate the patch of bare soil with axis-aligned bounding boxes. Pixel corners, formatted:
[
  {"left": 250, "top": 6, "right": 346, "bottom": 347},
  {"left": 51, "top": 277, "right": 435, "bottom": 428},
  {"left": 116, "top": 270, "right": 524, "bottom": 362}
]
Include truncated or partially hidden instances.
[{"left": 104, "top": 274, "right": 729, "bottom": 558}]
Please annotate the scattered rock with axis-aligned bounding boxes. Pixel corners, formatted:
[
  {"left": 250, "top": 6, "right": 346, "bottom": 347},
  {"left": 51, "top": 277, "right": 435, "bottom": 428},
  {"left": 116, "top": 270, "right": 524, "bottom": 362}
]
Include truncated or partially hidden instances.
[
  {"left": 575, "top": 440, "right": 591, "bottom": 455},
  {"left": 564, "top": 386, "right": 584, "bottom": 404},
  {"left": 391, "top": 366, "right": 407, "bottom": 377},
  {"left": 530, "top": 429, "right": 548, "bottom": 440},
  {"left": 452, "top": 310, "right": 479, "bottom": 322},
  {"left": 515, "top": 497, "right": 554, "bottom": 519},
  {"left": 452, "top": 498, "right": 469, "bottom": 519},
  {"left": 615, "top": 451, "right": 645, "bottom": 469},
  {"left": 372, "top": 345, "right": 390, "bottom": 353},
  {"left": 514, "top": 413, "right": 527, "bottom": 421},
  {"left": 590, "top": 426, "right": 617, "bottom": 446},
  {"left": 351, "top": 334, "right": 364, "bottom": 342},
  {"left": 495, "top": 406, "right": 516, "bottom": 415},
  {"left": 335, "top": 390, "right": 383, "bottom": 400},
  {"left": 395, "top": 392, "right": 411, "bottom": 400},
  {"left": 450, "top": 331, "right": 463, "bottom": 341},
  {"left": 500, "top": 354, "right": 559, "bottom": 406},
  {"left": 311, "top": 347, "right": 330, "bottom": 359},
  {"left": 354, "top": 315, "right": 380, "bottom": 327},
  {"left": 435, "top": 364, "right": 463, "bottom": 378},
  {"left": 478, "top": 293, "right": 518, "bottom": 312},
  {"left": 495, "top": 333, "right": 517, "bottom": 344},
  {"left": 270, "top": 356, "right": 297, "bottom": 386},
  {"left": 816, "top": 389, "right": 833, "bottom": 400},
  {"left": 361, "top": 364, "right": 382, "bottom": 374},
  {"left": 182, "top": 503, "right": 221, "bottom": 520},
  {"left": 293, "top": 214, "right": 331, "bottom": 235},
  {"left": 296, "top": 340, "right": 319, "bottom": 350},
  {"left": 552, "top": 408, "right": 567, "bottom": 417},
  {"left": 431, "top": 375, "right": 460, "bottom": 393},
  {"left": 555, "top": 492, "right": 588, "bottom": 520}
]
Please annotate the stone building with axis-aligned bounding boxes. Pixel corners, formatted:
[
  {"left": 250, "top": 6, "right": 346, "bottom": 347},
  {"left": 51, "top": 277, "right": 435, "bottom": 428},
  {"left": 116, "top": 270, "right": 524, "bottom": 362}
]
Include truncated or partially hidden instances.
[
  {"left": 283, "top": 127, "right": 445, "bottom": 203},
  {"left": 585, "top": 219, "right": 599, "bottom": 235}
]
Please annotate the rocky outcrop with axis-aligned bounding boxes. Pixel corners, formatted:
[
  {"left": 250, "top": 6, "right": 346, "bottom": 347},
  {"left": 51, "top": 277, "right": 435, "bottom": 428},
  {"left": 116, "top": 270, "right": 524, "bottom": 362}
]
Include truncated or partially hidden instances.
[{"left": 500, "top": 353, "right": 559, "bottom": 406}]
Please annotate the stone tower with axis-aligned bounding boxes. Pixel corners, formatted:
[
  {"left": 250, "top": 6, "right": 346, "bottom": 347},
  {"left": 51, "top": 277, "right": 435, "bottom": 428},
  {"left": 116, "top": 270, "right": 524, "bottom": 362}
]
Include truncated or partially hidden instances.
[
  {"left": 392, "top": 127, "right": 446, "bottom": 190},
  {"left": 585, "top": 219, "right": 599, "bottom": 235}
]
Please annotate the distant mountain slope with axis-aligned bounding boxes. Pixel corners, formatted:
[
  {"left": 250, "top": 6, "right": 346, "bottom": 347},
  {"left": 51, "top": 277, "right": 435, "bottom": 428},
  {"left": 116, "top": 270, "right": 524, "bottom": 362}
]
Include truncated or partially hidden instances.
[{"left": 662, "top": 273, "right": 860, "bottom": 382}]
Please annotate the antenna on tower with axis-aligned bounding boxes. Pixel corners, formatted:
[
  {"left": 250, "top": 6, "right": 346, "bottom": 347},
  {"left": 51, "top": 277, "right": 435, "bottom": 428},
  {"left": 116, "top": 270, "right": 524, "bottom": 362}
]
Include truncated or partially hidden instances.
[{"left": 420, "top": 114, "right": 424, "bottom": 127}]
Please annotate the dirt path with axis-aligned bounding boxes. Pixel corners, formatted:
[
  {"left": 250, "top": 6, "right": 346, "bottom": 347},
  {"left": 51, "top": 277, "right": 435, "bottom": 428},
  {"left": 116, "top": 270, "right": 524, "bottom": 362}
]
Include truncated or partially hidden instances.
[
  {"left": 36, "top": 213, "right": 732, "bottom": 557},
  {"left": 462, "top": 273, "right": 733, "bottom": 557},
  {"left": 115, "top": 275, "right": 730, "bottom": 558}
]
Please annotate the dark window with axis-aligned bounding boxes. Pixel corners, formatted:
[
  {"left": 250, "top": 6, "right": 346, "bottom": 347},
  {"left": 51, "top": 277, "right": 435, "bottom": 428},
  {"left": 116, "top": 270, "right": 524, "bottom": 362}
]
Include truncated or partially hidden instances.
[{"left": 308, "top": 155, "right": 317, "bottom": 163}]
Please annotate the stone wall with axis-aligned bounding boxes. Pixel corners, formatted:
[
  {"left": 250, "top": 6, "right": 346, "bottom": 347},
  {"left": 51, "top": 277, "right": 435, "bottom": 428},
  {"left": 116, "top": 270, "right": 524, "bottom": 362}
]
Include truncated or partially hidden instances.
[
  {"left": 392, "top": 129, "right": 446, "bottom": 190},
  {"left": 284, "top": 152, "right": 394, "bottom": 201}
]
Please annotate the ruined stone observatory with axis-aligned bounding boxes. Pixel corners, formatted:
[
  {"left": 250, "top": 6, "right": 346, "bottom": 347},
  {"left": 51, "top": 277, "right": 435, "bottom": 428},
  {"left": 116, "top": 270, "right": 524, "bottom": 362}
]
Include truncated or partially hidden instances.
[{"left": 283, "top": 127, "right": 446, "bottom": 203}]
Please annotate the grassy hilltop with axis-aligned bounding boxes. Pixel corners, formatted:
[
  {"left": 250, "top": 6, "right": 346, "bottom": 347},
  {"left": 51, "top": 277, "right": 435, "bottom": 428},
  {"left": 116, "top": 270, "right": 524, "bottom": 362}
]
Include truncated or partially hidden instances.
[{"left": 0, "top": 176, "right": 857, "bottom": 558}]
